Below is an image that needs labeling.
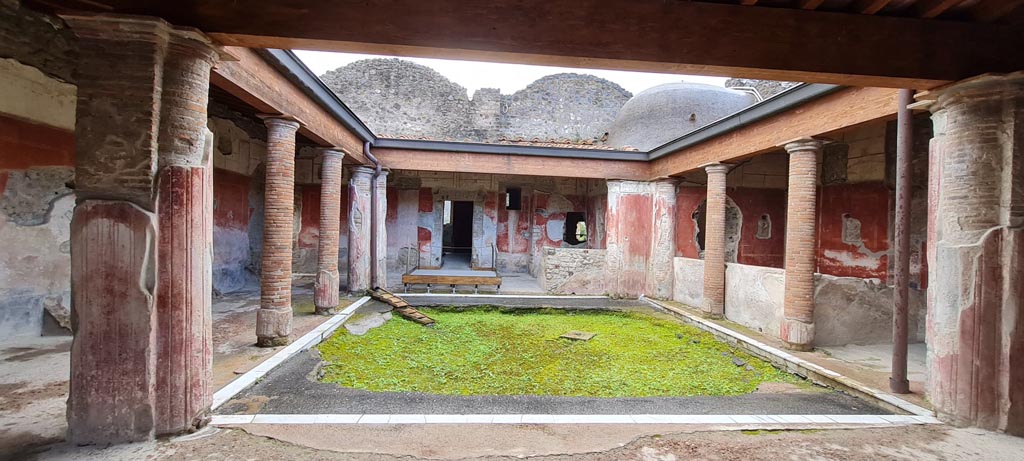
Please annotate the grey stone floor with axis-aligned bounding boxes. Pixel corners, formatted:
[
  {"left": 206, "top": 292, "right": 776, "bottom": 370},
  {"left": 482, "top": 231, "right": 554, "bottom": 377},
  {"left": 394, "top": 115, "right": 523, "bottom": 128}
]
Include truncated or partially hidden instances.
[{"left": 217, "top": 349, "right": 888, "bottom": 416}]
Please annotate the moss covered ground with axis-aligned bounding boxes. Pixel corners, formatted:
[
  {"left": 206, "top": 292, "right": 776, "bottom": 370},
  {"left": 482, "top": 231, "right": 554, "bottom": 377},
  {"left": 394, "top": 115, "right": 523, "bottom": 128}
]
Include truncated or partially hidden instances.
[{"left": 318, "top": 307, "right": 800, "bottom": 397}]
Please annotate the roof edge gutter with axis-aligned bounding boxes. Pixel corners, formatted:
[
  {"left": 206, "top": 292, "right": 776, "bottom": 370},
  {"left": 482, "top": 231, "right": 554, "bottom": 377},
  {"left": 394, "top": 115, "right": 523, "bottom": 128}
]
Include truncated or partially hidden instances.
[
  {"left": 259, "top": 49, "right": 377, "bottom": 143},
  {"left": 647, "top": 83, "right": 843, "bottom": 160}
]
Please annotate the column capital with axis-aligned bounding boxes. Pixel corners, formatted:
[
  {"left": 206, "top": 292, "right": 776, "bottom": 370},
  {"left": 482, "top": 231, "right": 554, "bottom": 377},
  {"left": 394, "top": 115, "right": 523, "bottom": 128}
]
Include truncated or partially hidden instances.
[
  {"left": 258, "top": 115, "right": 302, "bottom": 131},
  {"left": 703, "top": 163, "right": 730, "bottom": 175},
  {"left": 351, "top": 165, "right": 375, "bottom": 177},
  {"left": 781, "top": 137, "right": 824, "bottom": 154},
  {"left": 926, "top": 71, "right": 1024, "bottom": 114},
  {"left": 167, "top": 27, "right": 218, "bottom": 64},
  {"left": 315, "top": 147, "right": 346, "bottom": 161}
]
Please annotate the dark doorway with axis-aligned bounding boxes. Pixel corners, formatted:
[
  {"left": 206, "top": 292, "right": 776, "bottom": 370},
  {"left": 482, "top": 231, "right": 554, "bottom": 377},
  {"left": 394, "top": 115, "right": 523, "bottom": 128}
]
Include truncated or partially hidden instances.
[{"left": 444, "top": 200, "right": 474, "bottom": 254}]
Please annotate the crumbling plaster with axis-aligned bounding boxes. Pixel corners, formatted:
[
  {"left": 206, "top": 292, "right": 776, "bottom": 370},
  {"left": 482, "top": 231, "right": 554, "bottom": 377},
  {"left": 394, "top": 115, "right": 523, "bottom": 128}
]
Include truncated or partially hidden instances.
[{"left": 540, "top": 248, "right": 606, "bottom": 295}]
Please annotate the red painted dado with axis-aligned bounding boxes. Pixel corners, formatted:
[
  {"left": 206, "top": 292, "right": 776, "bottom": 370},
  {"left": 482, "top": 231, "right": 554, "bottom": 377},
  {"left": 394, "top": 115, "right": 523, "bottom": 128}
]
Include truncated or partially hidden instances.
[
  {"left": 298, "top": 186, "right": 321, "bottom": 249},
  {"left": 816, "top": 182, "right": 891, "bottom": 279},
  {"left": 212, "top": 169, "right": 251, "bottom": 231},
  {"left": 0, "top": 114, "right": 75, "bottom": 169},
  {"left": 674, "top": 187, "right": 786, "bottom": 268}
]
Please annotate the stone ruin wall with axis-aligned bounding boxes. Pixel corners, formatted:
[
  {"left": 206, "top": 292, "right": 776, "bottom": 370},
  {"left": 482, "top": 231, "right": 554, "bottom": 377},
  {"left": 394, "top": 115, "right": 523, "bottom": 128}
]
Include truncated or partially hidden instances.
[{"left": 321, "top": 58, "right": 634, "bottom": 143}]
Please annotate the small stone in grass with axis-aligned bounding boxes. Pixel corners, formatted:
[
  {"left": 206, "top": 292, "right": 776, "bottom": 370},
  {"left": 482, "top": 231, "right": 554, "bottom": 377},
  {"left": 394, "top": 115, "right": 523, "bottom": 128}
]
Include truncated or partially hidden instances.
[
  {"left": 675, "top": 333, "right": 685, "bottom": 339},
  {"left": 732, "top": 357, "right": 747, "bottom": 367},
  {"left": 691, "top": 339, "right": 700, "bottom": 344},
  {"left": 745, "top": 365, "right": 755, "bottom": 372}
]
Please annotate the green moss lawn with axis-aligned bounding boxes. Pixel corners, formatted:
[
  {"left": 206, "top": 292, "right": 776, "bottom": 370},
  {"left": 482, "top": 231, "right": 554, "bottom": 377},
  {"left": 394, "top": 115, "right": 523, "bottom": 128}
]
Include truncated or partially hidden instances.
[{"left": 317, "top": 307, "right": 799, "bottom": 397}]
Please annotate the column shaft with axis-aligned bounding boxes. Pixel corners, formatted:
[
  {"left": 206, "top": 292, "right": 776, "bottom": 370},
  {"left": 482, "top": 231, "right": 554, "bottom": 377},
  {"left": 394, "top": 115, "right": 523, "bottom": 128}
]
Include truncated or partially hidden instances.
[
  {"left": 702, "top": 164, "right": 729, "bottom": 317},
  {"left": 890, "top": 88, "right": 914, "bottom": 394},
  {"left": 314, "top": 149, "right": 344, "bottom": 313},
  {"left": 647, "top": 179, "right": 677, "bottom": 299},
  {"left": 781, "top": 139, "right": 822, "bottom": 350},
  {"left": 256, "top": 117, "right": 300, "bottom": 346},
  {"left": 348, "top": 166, "right": 373, "bottom": 292},
  {"left": 153, "top": 30, "right": 217, "bottom": 436},
  {"left": 63, "top": 15, "right": 217, "bottom": 444},
  {"left": 926, "top": 74, "right": 1024, "bottom": 434},
  {"left": 373, "top": 169, "right": 389, "bottom": 288}
]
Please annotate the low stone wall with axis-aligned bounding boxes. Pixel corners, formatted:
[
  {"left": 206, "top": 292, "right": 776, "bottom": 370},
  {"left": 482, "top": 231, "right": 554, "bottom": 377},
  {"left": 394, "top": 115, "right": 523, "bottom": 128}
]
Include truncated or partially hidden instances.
[
  {"left": 813, "top": 274, "right": 926, "bottom": 346},
  {"left": 672, "top": 257, "right": 704, "bottom": 307},
  {"left": 674, "top": 258, "right": 927, "bottom": 347},
  {"left": 724, "top": 263, "right": 784, "bottom": 337},
  {"left": 540, "top": 248, "right": 606, "bottom": 295}
]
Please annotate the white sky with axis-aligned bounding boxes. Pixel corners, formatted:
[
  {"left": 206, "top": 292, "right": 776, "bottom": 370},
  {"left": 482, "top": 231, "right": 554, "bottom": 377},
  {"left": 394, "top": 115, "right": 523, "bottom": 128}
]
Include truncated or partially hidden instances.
[{"left": 294, "top": 50, "right": 728, "bottom": 96}]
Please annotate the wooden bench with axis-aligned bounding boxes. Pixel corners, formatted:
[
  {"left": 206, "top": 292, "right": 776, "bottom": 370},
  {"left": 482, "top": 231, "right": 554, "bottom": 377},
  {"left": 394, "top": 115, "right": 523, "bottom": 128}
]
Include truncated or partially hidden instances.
[{"left": 401, "top": 273, "right": 502, "bottom": 293}]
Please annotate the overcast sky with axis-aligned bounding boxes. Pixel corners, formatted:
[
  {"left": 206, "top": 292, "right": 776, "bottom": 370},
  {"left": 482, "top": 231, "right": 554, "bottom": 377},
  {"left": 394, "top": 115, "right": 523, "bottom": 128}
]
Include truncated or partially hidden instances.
[{"left": 294, "top": 50, "right": 728, "bottom": 96}]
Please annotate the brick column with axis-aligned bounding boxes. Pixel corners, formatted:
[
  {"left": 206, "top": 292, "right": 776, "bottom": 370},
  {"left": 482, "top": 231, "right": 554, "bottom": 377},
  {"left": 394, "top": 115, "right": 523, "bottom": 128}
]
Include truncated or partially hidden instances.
[
  {"left": 314, "top": 148, "right": 345, "bottom": 314},
  {"left": 926, "top": 73, "right": 1024, "bottom": 435},
  {"left": 702, "top": 163, "right": 729, "bottom": 318},
  {"left": 153, "top": 29, "right": 217, "bottom": 437},
  {"left": 781, "top": 138, "right": 822, "bottom": 351},
  {"left": 348, "top": 166, "right": 373, "bottom": 292},
  {"left": 647, "top": 179, "right": 677, "bottom": 299},
  {"left": 256, "top": 116, "right": 300, "bottom": 347},
  {"left": 62, "top": 15, "right": 217, "bottom": 444},
  {"left": 373, "top": 168, "right": 390, "bottom": 288}
]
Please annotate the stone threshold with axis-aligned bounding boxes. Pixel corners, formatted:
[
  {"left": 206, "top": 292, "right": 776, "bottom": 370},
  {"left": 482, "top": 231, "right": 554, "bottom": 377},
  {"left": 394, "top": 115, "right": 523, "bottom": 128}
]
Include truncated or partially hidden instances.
[
  {"left": 212, "top": 296, "right": 372, "bottom": 410},
  {"left": 639, "top": 296, "right": 934, "bottom": 418}
]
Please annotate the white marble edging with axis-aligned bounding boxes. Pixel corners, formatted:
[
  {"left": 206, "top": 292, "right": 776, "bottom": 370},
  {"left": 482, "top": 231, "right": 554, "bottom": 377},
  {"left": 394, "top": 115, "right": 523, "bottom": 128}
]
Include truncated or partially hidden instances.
[
  {"left": 211, "top": 413, "right": 941, "bottom": 426},
  {"left": 211, "top": 296, "right": 371, "bottom": 410},
  {"left": 639, "top": 296, "right": 934, "bottom": 418},
  {"left": 399, "top": 294, "right": 609, "bottom": 299}
]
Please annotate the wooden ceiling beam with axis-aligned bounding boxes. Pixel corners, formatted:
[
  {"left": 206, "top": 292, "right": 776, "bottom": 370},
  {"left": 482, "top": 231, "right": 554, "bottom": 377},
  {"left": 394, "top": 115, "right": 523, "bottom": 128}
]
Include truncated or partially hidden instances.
[
  {"left": 210, "top": 47, "right": 369, "bottom": 164},
  {"left": 799, "top": 0, "right": 826, "bottom": 10},
  {"left": 969, "top": 0, "right": 1024, "bottom": 22},
  {"left": 28, "top": 0, "right": 1024, "bottom": 88},
  {"left": 853, "top": 0, "right": 894, "bottom": 14},
  {"left": 649, "top": 87, "right": 899, "bottom": 178},
  {"left": 372, "top": 148, "right": 651, "bottom": 181},
  {"left": 916, "top": 0, "right": 964, "bottom": 18}
]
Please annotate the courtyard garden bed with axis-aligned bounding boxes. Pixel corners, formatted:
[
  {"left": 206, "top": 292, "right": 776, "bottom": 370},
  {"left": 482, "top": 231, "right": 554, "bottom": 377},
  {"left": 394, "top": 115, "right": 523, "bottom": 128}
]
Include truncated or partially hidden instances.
[{"left": 317, "top": 306, "right": 800, "bottom": 397}]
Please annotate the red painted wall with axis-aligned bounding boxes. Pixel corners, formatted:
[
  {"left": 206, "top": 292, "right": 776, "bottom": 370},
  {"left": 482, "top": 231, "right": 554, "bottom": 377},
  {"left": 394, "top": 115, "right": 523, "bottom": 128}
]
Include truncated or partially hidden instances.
[
  {"left": 297, "top": 186, "right": 321, "bottom": 250},
  {"left": 816, "top": 183, "right": 891, "bottom": 279},
  {"left": 675, "top": 187, "right": 706, "bottom": 259},
  {"left": 674, "top": 187, "right": 786, "bottom": 268},
  {"left": 731, "top": 188, "right": 786, "bottom": 268},
  {"left": 0, "top": 114, "right": 74, "bottom": 169},
  {"left": 212, "top": 169, "right": 251, "bottom": 231},
  {"left": 609, "top": 193, "right": 653, "bottom": 295},
  {"left": 497, "top": 190, "right": 531, "bottom": 254}
]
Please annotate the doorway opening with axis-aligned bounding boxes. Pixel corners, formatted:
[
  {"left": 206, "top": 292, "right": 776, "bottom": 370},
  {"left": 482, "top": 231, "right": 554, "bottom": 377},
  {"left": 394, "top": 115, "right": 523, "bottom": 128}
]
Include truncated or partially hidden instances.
[{"left": 442, "top": 200, "right": 474, "bottom": 269}]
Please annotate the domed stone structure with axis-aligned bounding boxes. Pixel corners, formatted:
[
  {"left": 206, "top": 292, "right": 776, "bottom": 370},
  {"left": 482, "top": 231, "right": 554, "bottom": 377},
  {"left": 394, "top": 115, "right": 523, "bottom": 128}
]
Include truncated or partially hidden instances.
[{"left": 607, "top": 82, "right": 756, "bottom": 151}]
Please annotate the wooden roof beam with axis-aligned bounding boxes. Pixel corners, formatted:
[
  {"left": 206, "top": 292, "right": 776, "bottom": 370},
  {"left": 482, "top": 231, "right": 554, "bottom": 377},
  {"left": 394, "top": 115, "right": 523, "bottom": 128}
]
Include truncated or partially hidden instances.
[
  {"left": 916, "top": 0, "right": 963, "bottom": 18},
  {"left": 799, "top": 0, "right": 825, "bottom": 10},
  {"left": 969, "top": 0, "right": 1024, "bottom": 22},
  {"left": 854, "top": 0, "right": 893, "bottom": 15},
  {"left": 211, "top": 47, "right": 369, "bottom": 164},
  {"left": 28, "top": 0, "right": 1024, "bottom": 88}
]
